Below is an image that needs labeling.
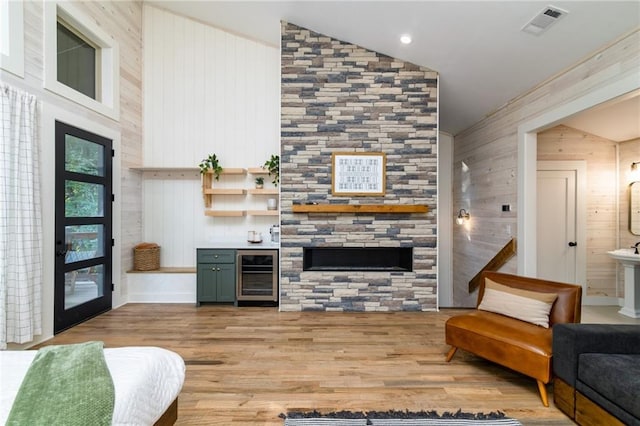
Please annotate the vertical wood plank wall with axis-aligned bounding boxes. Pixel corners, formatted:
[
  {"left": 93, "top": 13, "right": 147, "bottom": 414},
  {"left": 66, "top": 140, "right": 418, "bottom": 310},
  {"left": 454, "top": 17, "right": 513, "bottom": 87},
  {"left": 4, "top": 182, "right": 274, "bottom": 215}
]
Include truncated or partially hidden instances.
[
  {"left": 453, "top": 30, "right": 639, "bottom": 306},
  {"left": 537, "top": 125, "right": 618, "bottom": 298},
  {"left": 142, "top": 6, "right": 280, "bottom": 266},
  {"left": 14, "top": 1, "right": 143, "bottom": 340}
]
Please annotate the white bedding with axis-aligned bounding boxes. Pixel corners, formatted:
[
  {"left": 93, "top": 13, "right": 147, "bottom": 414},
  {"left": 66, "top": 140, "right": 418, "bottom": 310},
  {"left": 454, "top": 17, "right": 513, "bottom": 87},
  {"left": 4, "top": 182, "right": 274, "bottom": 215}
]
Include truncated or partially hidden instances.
[{"left": 0, "top": 346, "right": 186, "bottom": 425}]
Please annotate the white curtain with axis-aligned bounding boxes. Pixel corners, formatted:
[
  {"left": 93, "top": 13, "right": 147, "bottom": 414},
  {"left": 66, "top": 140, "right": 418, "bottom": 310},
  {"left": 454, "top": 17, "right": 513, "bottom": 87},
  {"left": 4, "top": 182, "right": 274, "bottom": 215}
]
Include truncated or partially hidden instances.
[{"left": 0, "top": 84, "right": 42, "bottom": 349}]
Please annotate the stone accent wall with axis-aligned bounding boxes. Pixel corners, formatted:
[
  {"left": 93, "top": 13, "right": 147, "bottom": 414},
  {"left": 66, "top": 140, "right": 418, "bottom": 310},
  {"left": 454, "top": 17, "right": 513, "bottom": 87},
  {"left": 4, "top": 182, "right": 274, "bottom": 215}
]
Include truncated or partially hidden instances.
[{"left": 280, "top": 22, "right": 438, "bottom": 312}]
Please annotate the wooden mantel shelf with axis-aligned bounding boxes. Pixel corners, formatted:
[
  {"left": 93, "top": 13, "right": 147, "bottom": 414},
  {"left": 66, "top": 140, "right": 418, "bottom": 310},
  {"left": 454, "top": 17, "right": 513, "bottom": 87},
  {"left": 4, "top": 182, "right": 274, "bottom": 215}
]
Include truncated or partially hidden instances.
[{"left": 291, "top": 204, "right": 428, "bottom": 214}]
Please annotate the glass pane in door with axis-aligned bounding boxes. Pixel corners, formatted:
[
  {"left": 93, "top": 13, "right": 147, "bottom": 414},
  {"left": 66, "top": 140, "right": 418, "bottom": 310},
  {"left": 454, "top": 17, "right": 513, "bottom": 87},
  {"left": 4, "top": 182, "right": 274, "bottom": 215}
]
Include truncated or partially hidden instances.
[
  {"left": 65, "top": 264, "right": 104, "bottom": 309},
  {"left": 65, "top": 180, "right": 104, "bottom": 217},
  {"left": 65, "top": 135, "right": 105, "bottom": 176},
  {"left": 64, "top": 224, "right": 104, "bottom": 263}
]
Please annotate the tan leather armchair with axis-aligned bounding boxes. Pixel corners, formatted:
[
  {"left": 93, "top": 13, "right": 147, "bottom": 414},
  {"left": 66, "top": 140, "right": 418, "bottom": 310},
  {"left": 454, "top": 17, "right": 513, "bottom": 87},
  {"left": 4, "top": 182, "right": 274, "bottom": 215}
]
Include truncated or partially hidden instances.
[{"left": 445, "top": 271, "right": 582, "bottom": 406}]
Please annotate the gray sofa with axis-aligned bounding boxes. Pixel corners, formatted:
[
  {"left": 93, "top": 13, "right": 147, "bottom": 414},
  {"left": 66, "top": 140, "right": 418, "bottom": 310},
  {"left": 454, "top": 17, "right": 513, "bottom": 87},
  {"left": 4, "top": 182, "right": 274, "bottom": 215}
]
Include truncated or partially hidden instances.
[{"left": 552, "top": 324, "right": 640, "bottom": 426}]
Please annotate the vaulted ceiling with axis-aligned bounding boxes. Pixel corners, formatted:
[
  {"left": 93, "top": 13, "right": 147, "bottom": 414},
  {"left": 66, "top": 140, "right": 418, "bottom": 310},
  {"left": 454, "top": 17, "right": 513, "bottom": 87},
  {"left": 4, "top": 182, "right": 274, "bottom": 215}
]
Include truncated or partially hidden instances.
[{"left": 148, "top": 1, "right": 640, "bottom": 137}]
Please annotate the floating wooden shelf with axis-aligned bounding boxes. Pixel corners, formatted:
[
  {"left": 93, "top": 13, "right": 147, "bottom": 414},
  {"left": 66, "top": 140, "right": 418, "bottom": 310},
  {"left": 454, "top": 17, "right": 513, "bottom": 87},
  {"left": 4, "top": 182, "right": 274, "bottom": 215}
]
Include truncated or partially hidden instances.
[
  {"left": 247, "top": 210, "right": 279, "bottom": 216},
  {"left": 202, "top": 168, "right": 248, "bottom": 208},
  {"left": 204, "top": 210, "right": 246, "bottom": 217},
  {"left": 131, "top": 167, "right": 199, "bottom": 172},
  {"left": 204, "top": 188, "right": 246, "bottom": 195},
  {"left": 202, "top": 167, "right": 279, "bottom": 215},
  {"left": 247, "top": 188, "right": 279, "bottom": 195},
  {"left": 247, "top": 167, "right": 269, "bottom": 174},
  {"left": 130, "top": 167, "right": 200, "bottom": 179},
  {"left": 206, "top": 168, "right": 246, "bottom": 175},
  {"left": 291, "top": 204, "right": 429, "bottom": 214},
  {"left": 127, "top": 267, "right": 196, "bottom": 274}
]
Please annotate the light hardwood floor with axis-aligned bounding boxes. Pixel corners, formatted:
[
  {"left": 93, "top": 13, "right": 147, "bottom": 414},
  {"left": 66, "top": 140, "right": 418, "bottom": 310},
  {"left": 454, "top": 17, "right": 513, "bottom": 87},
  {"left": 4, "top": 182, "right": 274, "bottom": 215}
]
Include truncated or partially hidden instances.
[{"left": 40, "top": 304, "right": 607, "bottom": 425}]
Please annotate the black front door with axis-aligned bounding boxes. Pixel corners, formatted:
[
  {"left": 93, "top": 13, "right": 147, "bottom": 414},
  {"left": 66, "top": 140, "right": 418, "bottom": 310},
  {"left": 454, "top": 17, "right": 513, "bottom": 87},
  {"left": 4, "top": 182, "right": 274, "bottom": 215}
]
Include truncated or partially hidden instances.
[{"left": 54, "top": 121, "right": 113, "bottom": 333}]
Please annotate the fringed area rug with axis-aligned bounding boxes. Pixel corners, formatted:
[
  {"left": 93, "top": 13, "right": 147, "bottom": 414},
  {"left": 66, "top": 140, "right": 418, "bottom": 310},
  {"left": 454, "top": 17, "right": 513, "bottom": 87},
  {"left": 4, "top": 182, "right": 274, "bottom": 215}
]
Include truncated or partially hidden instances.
[{"left": 280, "top": 410, "right": 523, "bottom": 426}]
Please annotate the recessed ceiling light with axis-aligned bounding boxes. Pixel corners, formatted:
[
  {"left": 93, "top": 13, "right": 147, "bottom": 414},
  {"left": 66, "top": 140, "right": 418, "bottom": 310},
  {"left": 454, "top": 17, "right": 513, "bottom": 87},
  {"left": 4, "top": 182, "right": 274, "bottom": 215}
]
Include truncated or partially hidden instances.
[{"left": 400, "top": 34, "right": 412, "bottom": 44}]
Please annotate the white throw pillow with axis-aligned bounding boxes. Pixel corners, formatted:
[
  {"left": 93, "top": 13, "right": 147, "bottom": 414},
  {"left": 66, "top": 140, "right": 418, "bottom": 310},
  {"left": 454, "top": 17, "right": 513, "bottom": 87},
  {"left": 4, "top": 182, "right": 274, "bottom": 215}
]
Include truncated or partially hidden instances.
[{"left": 478, "top": 278, "right": 558, "bottom": 328}]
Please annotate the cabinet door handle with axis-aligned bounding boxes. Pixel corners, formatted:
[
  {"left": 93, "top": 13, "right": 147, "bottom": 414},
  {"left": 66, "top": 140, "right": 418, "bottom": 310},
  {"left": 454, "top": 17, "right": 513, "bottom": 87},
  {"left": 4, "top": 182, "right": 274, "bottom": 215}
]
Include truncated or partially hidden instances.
[{"left": 214, "top": 255, "right": 219, "bottom": 258}]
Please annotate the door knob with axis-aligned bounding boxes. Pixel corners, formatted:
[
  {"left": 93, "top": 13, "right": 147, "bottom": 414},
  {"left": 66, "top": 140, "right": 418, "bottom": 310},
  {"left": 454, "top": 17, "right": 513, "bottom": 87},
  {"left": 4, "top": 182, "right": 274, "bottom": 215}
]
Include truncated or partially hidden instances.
[{"left": 568, "top": 242, "right": 577, "bottom": 247}]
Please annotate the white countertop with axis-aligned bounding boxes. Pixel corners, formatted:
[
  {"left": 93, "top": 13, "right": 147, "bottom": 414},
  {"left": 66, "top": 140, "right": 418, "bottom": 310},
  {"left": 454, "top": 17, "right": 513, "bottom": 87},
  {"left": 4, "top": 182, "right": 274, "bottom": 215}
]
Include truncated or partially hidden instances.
[{"left": 197, "top": 240, "right": 280, "bottom": 250}]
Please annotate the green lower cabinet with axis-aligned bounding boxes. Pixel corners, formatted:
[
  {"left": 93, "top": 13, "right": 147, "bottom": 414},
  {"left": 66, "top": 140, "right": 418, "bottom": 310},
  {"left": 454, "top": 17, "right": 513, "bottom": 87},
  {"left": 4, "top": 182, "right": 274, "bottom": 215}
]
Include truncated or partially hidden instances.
[{"left": 196, "top": 249, "right": 236, "bottom": 306}]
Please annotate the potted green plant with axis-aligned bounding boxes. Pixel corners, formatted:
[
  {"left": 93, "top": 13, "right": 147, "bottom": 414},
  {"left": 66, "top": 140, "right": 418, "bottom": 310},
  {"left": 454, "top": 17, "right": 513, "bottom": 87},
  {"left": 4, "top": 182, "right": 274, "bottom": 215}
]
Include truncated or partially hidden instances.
[
  {"left": 199, "top": 154, "right": 223, "bottom": 180},
  {"left": 255, "top": 177, "right": 264, "bottom": 189},
  {"left": 264, "top": 154, "right": 279, "bottom": 187}
]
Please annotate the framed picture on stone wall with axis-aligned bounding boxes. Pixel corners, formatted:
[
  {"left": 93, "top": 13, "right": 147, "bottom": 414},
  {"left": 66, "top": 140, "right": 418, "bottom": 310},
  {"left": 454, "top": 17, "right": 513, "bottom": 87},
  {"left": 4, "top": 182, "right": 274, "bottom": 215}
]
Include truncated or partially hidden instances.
[{"left": 332, "top": 152, "right": 386, "bottom": 196}]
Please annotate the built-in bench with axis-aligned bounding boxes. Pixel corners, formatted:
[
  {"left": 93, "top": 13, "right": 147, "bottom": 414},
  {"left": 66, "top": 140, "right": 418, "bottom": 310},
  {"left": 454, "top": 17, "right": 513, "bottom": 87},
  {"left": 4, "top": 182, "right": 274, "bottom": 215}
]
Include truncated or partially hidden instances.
[
  {"left": 126, "top": 267, "right": 196, "bottom": 303},
  {"left": 126, "top": 267, "right": 196, "bottom": 274}
]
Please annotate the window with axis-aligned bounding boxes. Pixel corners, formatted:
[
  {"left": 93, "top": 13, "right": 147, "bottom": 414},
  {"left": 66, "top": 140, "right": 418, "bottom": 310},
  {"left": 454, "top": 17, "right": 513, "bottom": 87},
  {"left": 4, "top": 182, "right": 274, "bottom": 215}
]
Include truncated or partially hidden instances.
[
  {"left": 57, "top": 21, "right": 97, "bottom": 100},
  {"left": 0, "top": 0, "right": 25, "bottom": 77},
  {"left": 44, "top": 1, "right": 119, "bottom": 120}
]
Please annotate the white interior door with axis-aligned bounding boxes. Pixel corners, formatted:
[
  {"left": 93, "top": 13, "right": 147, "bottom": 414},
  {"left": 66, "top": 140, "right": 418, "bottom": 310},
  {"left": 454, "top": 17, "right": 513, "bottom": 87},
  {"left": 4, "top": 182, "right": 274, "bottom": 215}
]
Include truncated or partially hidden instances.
[
  {"left": 537, "top": 161, "right": 586, "bottom": 288},
  {"left": 537, "top": 169, "right": 577, "bottom": 283}
]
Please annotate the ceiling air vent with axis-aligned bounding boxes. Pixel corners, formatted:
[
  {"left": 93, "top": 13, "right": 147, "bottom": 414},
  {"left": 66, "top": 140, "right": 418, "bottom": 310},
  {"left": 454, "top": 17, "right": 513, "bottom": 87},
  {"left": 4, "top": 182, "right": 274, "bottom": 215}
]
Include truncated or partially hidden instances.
[{"left": 521, "top": 5, "right": 568, "bottom": 35}]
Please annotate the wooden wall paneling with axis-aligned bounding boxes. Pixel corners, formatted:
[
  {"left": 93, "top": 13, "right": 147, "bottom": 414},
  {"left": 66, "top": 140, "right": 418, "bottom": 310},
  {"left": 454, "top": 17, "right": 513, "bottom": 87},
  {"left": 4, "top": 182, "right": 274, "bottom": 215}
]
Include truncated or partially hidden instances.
[
  {"left": 142, "top": 5, "right": 280, "bottom": 265},
  {"left": 452, "top": 30, "right": 639, "bottom": 306},
  {"left": 538, "top": 125, "right": 618, "bottom": 297},
  {"left": 210, "top": 26, "right": 223, "bottom": 159},
  {"left": 23, "top": 2, "right": 43, "bottom": 83},
  {"left": 165, "top": 179, "right": 179, "bottom": 266},
  {"left": 163, "top": 9, "right": 177, "bottom": 167},
  {"left": 143, "top": 4, "right": 155, "bottom": 165},
  {"left": 170, "top": 12, "right": 183, "bottom": 166},
  {"left": 15, "top": 1, "right": 143, "bottom": 341},
  {"left": 453, "top": 135, "right": 518, "bottom": 306},
  {"left": 178, "top": 179, "right": 193, "bottom": 267},
  {"left": 192, "top": 22, "right": 205, "bottom": 165},
  {"left": 182, "top": 15, "right": 194, "bottom": 167},
  {"left": 146, "top": 178, "right": 183, "bottom": 267}
]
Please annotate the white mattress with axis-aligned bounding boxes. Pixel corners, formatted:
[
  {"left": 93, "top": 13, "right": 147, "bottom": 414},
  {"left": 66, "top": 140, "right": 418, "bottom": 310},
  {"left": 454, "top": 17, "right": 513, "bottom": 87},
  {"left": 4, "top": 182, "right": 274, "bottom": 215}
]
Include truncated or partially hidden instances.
[{"left": 0, "top": 346, "right": 186, "bottom": 425}]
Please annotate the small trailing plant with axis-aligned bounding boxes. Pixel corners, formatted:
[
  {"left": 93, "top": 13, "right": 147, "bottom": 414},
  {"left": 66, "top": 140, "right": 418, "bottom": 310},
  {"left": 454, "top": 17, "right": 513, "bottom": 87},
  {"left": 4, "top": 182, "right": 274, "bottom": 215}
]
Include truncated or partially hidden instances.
[
  {"left": 199, "top": 154, "right": 223, "bottom": 180},
  {"left": 255, "top": 177, "right": 264, "bottom": 188},
  {"left": 264, "top": 154, "right": 280, "bottom": 187}
]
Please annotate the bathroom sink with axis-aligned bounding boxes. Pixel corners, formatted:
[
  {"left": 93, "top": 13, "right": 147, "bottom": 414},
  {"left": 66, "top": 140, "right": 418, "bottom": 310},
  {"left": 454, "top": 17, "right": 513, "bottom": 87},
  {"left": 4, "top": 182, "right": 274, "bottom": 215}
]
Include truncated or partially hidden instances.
[
  {"left": 608, "top": 248, "right": 640, "bottom": 318},
  {"left": 607, "top": 248, "right": 640, "bottom": 264}
]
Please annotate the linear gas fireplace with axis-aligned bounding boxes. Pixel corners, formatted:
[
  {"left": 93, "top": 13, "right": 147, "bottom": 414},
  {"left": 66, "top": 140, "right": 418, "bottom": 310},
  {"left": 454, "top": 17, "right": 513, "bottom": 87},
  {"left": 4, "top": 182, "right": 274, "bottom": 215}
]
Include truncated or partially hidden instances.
[{"left": 303, "top": 247, "right": 413, "bottom": 272}]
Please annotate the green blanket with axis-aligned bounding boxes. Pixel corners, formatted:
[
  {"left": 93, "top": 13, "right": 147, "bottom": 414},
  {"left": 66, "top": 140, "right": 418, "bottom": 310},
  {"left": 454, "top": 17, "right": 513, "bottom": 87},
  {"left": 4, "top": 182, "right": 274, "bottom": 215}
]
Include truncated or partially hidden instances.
[{"left": 6, "top": 341, "right": 115, "bottom": 426}]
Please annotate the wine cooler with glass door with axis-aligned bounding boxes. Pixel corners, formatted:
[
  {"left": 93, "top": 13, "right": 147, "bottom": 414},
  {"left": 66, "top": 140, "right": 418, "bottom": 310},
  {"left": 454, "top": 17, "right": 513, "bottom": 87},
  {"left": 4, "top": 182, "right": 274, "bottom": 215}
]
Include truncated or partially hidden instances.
[{"left": 236, "top": 250, "right": 278, "bottom": 302}]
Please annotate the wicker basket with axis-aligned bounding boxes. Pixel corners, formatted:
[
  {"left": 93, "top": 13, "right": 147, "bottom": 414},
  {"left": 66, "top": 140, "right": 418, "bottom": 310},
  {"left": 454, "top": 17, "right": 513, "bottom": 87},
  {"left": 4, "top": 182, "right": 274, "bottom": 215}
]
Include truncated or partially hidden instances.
[{"left": 133, "top": 243, "right": 160, "bottom": 271}]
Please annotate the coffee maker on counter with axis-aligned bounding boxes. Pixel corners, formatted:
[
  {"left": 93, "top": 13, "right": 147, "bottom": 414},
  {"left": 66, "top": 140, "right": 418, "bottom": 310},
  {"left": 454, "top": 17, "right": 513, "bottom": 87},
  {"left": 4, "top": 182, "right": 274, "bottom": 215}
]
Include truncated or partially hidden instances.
[{"left": 269, "top": 224, "right": 280, "bottom": 243}]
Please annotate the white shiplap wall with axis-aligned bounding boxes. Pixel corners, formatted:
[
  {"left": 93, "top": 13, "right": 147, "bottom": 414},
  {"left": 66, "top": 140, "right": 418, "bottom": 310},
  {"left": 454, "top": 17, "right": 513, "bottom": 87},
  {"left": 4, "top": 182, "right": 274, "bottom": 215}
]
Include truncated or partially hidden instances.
[{"left": 142, "top": 5, "right": 280, "bottom": 267}]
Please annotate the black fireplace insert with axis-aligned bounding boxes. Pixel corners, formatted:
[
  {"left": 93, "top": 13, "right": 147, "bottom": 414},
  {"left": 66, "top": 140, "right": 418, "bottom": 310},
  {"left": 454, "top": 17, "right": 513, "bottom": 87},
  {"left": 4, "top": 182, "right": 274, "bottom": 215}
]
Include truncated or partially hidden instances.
[{"left": 303, "top": 247, "right": 413, "bottom": 272}]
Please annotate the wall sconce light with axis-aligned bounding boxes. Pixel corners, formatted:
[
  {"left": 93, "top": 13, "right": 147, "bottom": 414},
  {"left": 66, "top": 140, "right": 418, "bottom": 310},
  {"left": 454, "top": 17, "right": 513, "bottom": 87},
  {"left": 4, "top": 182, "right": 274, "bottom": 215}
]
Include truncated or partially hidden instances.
[
  {"left": 456, "top": 209, "right": 470, "bottom": 225},
  {"left": 631, "top": 162, "right": 640, "bottom": 182}
]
